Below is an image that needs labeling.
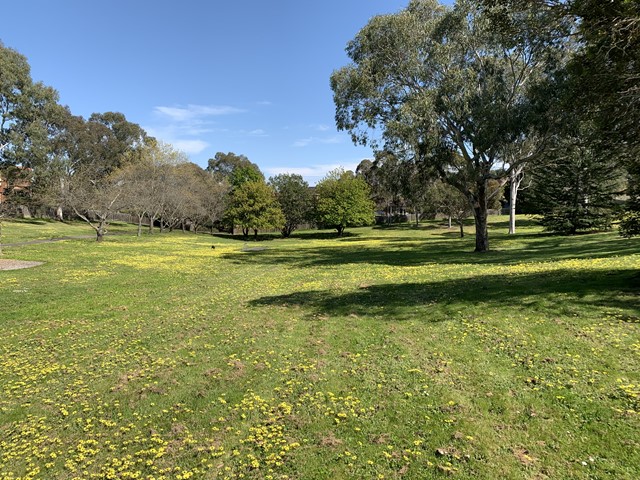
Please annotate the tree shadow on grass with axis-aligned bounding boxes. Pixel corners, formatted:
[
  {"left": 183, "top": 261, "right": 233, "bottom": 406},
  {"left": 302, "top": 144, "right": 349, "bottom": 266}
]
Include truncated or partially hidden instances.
[
  {"left": 250, "top": 269, "right": 640, "bottom": 321},
  {"left": 222, "top": 233, "right": 640, "bottom": 268},
  {"left": 210, "top": 230, "right": 364, "bottom": 242},
  {"left": 210, "top": 232, "right": 282, "bottom": 242},
  {"left": 7, "top": 218, "right": 51, "bottom": 226},
  {"left": 373, "top": 223, "right": 443, "bottom": 231},
  {"left": 290, "top": 230, "right": 360, "bottom": 240},
  {"left": 488, "top": 218, "right": 541, "bottom": 229}
]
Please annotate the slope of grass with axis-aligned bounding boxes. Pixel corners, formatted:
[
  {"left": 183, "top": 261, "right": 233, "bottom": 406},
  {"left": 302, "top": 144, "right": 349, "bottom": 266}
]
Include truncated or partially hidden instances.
[
  {"left": 1, "top": 217, "right": 638, "bottom": 479},
  {"left": 0, "top": 218, "right": 137, "bottom": 245}
]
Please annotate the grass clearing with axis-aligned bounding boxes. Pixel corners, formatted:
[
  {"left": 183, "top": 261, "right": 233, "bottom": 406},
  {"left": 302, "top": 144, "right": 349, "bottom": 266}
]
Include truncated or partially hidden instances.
[
  {"left": 0, "top": 218, "right": 137, "bottom": 245},
  {"left": 1, "top": 217, "right": 639, "bottom": 479}
]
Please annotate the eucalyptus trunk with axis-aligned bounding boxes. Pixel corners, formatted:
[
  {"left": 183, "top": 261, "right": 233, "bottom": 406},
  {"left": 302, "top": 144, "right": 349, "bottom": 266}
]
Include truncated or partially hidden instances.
[
  {"left": 472, "top": 182, "right": 489, "bottom": 252},
  {"left": 509, "top": 165, "right": 526, "bottom": 234}
]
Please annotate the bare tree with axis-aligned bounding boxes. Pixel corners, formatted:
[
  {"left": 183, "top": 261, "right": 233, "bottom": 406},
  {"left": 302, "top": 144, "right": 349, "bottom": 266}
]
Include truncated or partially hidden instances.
[{"left": 62, "top": 168, "right": 125, "bottom": 242}]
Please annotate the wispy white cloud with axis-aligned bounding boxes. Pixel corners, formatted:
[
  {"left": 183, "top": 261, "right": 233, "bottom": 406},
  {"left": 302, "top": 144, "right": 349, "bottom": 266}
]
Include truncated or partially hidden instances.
[
  {"left": 154, "top": 104, "right": 245, "bottom": 122},
  {"left": 146, "top": 103, "right": 246, "bottom": 156},
  {"left": 143, "top": 126, "right": 210, "bottom": 154},
  {"left": 171, "top": 139, "right": 210, "bottom": 155},
  {"left": 292, "top": 137, "right": 313, "bottom": 148},
  {"left": 256, "top": 100, "right": 273, "bottom": 106},
  {"left": 292, "top": 135, "right": 343, "bottom": 148},
  {"left": 310, "top": 123, "right": 332, "bottom": 132},
  {"left": 264, "top": 162, "right": 360, "bottom": 184},
  {"left": 248, "top": 129, "right": 268, "bottom": 137}
]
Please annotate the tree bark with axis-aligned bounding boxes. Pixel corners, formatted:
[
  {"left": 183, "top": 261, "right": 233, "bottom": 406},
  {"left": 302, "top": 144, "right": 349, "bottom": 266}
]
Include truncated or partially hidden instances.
[
  {"left": 95, "top": 218, "right": 108, "bottom": 242},
  {"left": 458, "top": 221, "right": 464, "bottom": 238},
  {"left": 137, "top": 215, "right": 143, "bottom": 237},
  {"left": 473, "top": 181, "right": 489, "bottom": 252},
  {"left": 509, "top": 165, "right": 525, "bottom": 234},
  {"left": 336, "top": 225, "right": 345, "bottom": 236}
]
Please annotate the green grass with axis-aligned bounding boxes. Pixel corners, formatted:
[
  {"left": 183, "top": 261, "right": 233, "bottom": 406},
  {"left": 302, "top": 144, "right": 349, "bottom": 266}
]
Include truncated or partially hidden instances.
[
  {"left": 0, "top": 218, "right": 137, "bottom": 244},
  {"left": 1, "top": 216, "right": 639, "bottom": 479}
]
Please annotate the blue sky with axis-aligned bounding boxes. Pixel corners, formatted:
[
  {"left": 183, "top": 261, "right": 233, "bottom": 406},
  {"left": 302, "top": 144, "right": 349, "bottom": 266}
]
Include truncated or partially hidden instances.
[{"left": 1, "top": 0, "right": 419, "bottom": 184}]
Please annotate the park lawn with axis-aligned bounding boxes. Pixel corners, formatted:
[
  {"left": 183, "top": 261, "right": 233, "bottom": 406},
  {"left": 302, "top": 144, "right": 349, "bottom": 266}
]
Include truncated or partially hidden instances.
[
  {"left": 0, "top": 217, "right": 638, "bottom": 479},
  {"left": 0, "top": 218, "right": 138, "bottom": 245}
]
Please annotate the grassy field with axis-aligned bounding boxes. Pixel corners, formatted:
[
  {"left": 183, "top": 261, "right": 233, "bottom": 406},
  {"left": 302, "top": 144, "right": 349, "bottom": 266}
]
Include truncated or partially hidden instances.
[
  {"left": 0, "top": 218, "right": 136, "bottom": 245},
  {"left": 1, "top": 217, "right": 639, "bottom": 479}
]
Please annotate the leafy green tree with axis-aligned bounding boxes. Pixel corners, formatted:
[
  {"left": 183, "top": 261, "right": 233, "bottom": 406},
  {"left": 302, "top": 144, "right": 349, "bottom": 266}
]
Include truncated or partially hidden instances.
[
  {"left": 397, "top": 158, "right": 439, "bottom": 226},
  {"left": 88, "top": 112, "right": 149, "bottom": 169},
  {"left": 358, "top": 152, "right": 408, "bottom": 224},
  {"left": 268, "top": 173, "right": 312, "bottom": 237},
  {"left": 39, "top": 110, "right": 152, "bottom": 223},
  {"left": 356, "top": 158, "right": 391, "bottom": 219},
  {"left": 314, "top": 168, "right": 375, "bottom": 236},
  {"left": 481, "top": 0, "right": 640, "bottom": 232},
  {"left": 331, "top": 0, "right": 563, "bottom": 251},
  {"left": 206, "top": 152, "right": 262, "bottom": 180},
  {"left": 427, "top": 180, "right": 472, "bottom": 237},
  {"left": 531, "top": 134, "right": 623, "bottom": 235},
  {"left": 229, "top": 165, "right": 264, "bottom": 188},
  {"left": 207, "top": 152, "right": 263, "bottom": 232},
  {"left": 0, "top": 42, "right": 61, "bottom": 169},
  {"left": 620, "top": 162, "right": 640, "bottom": 237},
  {"left": 0, "top": 165, "right": 35, "bottom": 253},
  {"left": 226, "top": 180, "right": 284, "bottom": 239}
]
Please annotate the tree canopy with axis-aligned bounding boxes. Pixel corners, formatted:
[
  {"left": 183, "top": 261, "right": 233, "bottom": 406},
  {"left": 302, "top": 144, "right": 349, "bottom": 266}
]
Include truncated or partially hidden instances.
[
  {"left": 315, "top": 168, "right": 375, "bottom": 236},
  {"left": 331, "top": 0, "right": 564, "bottom": 251},
  {"left": 269, "top": 173, "right": 312, "bottom": 237},
  {"left": 226, "top": 180, "right": 285, "bottom": 239},
  {"left": 0, "top": 42, "right": 61, "bottom": 170}
]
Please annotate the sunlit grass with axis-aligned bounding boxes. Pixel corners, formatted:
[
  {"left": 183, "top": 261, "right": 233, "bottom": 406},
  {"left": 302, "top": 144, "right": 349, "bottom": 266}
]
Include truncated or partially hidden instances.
[
  {"left": 1, "top": 216, "right": 638, "bottom": 479},
  {"left": 0, "top": 218, "right": 137, "bottom": 245}
]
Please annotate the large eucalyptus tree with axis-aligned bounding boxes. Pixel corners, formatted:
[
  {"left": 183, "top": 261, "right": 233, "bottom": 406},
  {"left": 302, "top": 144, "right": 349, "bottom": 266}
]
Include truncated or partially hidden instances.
[{"left": 331, "top": 0, "right": 563, "bottom": 251}]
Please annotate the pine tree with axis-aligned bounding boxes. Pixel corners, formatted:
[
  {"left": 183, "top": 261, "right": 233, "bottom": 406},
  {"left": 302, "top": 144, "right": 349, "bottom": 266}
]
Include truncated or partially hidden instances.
[{"left": 533, "top": 139, "right": 623, "bottom": 234}]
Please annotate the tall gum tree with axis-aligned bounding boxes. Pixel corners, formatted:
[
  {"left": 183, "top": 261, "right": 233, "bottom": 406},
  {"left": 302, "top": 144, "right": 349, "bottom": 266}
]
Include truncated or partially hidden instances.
[{"left": 331, "top": 0, "right": 563, "bottom": 251}]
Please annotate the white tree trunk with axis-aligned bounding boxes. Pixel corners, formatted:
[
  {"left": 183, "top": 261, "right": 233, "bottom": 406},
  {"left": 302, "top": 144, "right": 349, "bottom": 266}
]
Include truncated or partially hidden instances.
[{"left": 508, "top": 165, "right": 526, "bottom": 235}]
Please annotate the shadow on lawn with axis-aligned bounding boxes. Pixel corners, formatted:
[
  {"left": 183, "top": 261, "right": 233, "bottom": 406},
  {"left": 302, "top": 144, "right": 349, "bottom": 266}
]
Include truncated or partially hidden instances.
[
  {"left": 372, "top": 218, "right": 542, "bottom": 231},
  {"left": 250, "top": 268, "right": 640, "bottom": 321},
  {"left": 210, "top": 231, "right": 363, "bottom": 242},
  {"left": 223, "top": 232, "right": 640, "bottom": 268}
]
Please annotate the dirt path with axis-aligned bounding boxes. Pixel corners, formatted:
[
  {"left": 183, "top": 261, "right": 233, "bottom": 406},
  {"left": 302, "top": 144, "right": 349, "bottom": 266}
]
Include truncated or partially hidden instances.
[
  {"left": 0, "top": 235, "right": 97, "bottom": 270},
  {"left": 0, "top": 259, "right": 44, "bottom": 270}
]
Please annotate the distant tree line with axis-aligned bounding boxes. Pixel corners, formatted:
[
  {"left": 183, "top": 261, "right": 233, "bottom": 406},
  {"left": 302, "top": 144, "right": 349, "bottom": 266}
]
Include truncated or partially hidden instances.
[
  {"left": 3, "top": 0, "right": 640, "bottom": 251},
  {"left": 0, "top": 41, "right": 378, "bottom": 241}
]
